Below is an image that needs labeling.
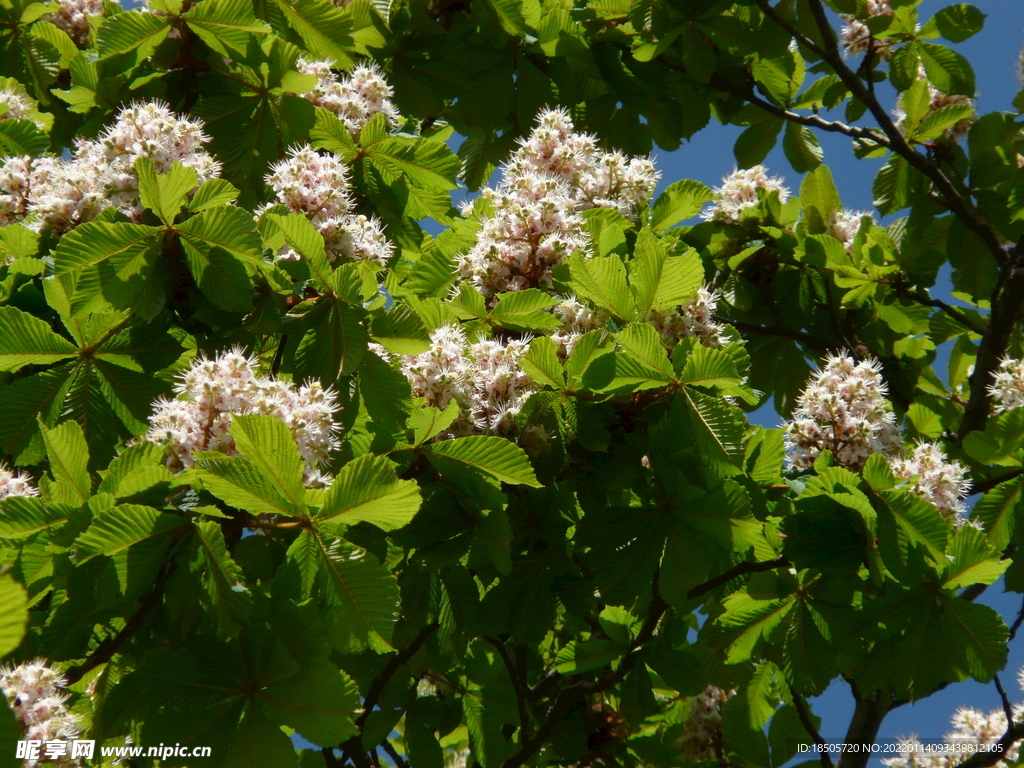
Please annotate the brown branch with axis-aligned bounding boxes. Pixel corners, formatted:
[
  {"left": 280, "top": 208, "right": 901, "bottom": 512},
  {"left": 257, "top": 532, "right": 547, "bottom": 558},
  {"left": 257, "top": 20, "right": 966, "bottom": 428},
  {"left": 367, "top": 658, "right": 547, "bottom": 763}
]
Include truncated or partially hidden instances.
[
  {"left": 1009, "top": 597, "right": 1024, "bottom": 643},
  {"left": 485, "top": 636, "right": 532, "bottom": 739},
  {"left": 957, "top": 722, "right": 1024, "bottom": 768},
  {"left": 995, "top": 674, "right": 1015, "bottom": 725},
  {"left": 792, "top": 691, "right": 833, "bottom": 768},
  {"left": 835, "top": 690, "right": 888, "bottom": 768},
  {"left": 736, "top": 88, "right": 886, "bottom": 144},
  {"left": 64, "top": 560, "right": 179, "bottom": 687},
  {"left": 971, "top": 468, "right": 1024, "bottom": 496},
  {"left": 901, "top": 289, "right": 987, "bottom": 336},
  {"left": 339, "top": 623, "right": 439, "bottom": 763},
  {"left": 687, "top": 556, "right": 791, "bottom": 600}
]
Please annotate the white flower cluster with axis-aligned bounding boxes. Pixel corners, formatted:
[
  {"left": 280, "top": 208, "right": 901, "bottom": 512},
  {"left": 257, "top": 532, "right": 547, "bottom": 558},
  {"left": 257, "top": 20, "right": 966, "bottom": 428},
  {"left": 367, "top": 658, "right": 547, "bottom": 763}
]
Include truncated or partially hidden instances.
[
  {"left": 503, "top": 108, "right": 660, "bottom": 218},
  {"left": 0, "top": 659, "right": 80, "bottom": 767},
  {"left": 458, "top": 109, "right": 658, "bottom": 300},
  {"left": 399, "top": 324, "right": 535, "bottom": 438},
  {"left": 882, "top": 672, "right": 1024, "bottom": 768},
  {"left": 263, "top": 145, "right": 393, "bottom": 267},
  {"left": 700, "top": 165, "right": 790, "bottom": 225},
  {"left": 550, "top": 295, "right": 609, "bottom": 357},
  {"left": 0, "top": 86, "right": 42, "bottom": 127},
  {"left": 828, "top": 209, "right": 875, "bottom": 251},
  {"left": 645, "top": 286, "right": 730, "bottom": 350},
  {"left": 48, "top": 0, "right": 105, "bottom": 47},
  {"left": 894, "top": 70, "right": 976, "bottom": 143},
  {"left": 295, "top": 60, "right": 400, "bottom": 138},
  {"left": 0, "top": 156, "right": 56, "bottom": 229},
  {"left": 146, "top": 349, "right": 340, "bottom": 486},
  {"left": 676, "top": 685, "right": 733, "bottom": 763},
  {"left": 988, "top": 357, "right": 1024, "bottom": 414},
  {"left": 0, "top": 462, "right": 39, "bottom": 500},
  {"left": 889, "top": 441, "right": 970, "bottom": 520},
  {"left": 840, "top": 0, "right": 894, "bottom": 59},
  {"left": 22, "top": 101, "right": 219, "bottom": 232},
  {"left": 784, "top": 352, "right": 902, "bottom": 471}
]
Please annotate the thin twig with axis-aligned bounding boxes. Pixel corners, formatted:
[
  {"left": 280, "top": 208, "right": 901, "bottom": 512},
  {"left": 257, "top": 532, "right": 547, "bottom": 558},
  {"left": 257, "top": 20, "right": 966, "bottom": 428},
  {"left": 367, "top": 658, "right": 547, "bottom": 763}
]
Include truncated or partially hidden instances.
[
  {"left": 971, "top": 469, "right": 1024, "bottom": 496},
  {"left": 995, "top": 674, "right": 1015, "bottom": 725},
  {"left": 686, "top": 556, "right": 790, "bottom": 600},
  {"left": 485, "top": 636, "right": 533, "bottom": 739},
  {"left": 902, "top": 289, "right": 987, "bottom": 336},
  {"left": 379, "top": 741, "right": 409, "bottom": 768},
  {"left": 1009, "top": 597, "right": 1024, "bottom": 643},
  {"left": 792, "top": 691, "right": 833, "bottom": 768},
  {"left": 64, "top": 560, "right": 179, "bottom": 687}
]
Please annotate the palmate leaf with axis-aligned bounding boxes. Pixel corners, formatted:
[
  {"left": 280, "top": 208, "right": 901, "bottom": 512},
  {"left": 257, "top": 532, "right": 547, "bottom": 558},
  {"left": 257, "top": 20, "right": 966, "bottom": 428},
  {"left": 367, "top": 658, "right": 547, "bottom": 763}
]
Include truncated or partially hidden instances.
[
  {"left": 0, "top": 364, "right": 76, "bottom": 462},
  {"left": 568, "top": 252, "right": 635, "bottom": 320},
  {"left": 716, "top": 590, "right": 796, "bottom": 664},
  {"left": 137, "top": 159, "right": 199, "bottom": 226},
  {"left": 649, "top": 179, "right": 715, "bottom": 232},
  {"left": 677, "top": 388, "right": 745, "bottom": 466},
  {"left": 0, "top": 496, "right": 69, "bottom": 540},
  {"left": 97, "top": 10, "right": 171, "bottom": 59},
  {"left": 0, "top": 118, "right": 48, "bottom": 157},
  {"left": 314, "top": 454, "right": 421, "bottom": 534},
  {"left": 194, "top": 521, "right": 252, "bottom": 639},
  {"left": 0, "top": 307, "right": 77, "bottom": 371},
  {"left": 369, "top": 304, "right": 430, "bottom": 355},
  {"left": 628, "top": 229, "right": 704, "bottom": 314},
  {"left": 424, "top": 436, "right": 541, "bottom": 487},
  {"left": 222, "top": 708, "right": 298, "bottom": 768},
  {"left": 267, "top": 212, "right": 332, "bottom": 287},
  {"left": 291, "top": 296, "right": 368, "bottom": 384},
  {"left": 196, "top": 454, "right": 305, "bottom": 517},
  {"left": 941, "top": 525, "right": 1009, "bottom": 589}
]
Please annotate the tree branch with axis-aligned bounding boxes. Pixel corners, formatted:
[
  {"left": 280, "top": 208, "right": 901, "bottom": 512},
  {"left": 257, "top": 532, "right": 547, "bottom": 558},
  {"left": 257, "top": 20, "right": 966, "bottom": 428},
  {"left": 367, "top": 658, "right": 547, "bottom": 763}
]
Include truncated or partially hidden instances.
[
  {"left": 754, "top": 0, "right": 1009, "bottom": 270},
  {"left": 379, "top": 741, "right": 409, "bottom": 768},
  {"left": 485, "top": 636, "right": 532, "bottom": 739},
  {"left": 731, "top": 87, "right": 886, "bottom": 144},
  {"left": 792, "top": 691, "right": 833, "bottom": 768},
  {"left": 686, "top": 556, "right": 791, "bottom": 600},
  {"left": 900, "top": 289, "right": 987, "bottom": 337},
  {"left": 835, "top": 690, "right": 888, "bottom": 768},
  {"left": 970, "top": 469, "right": 1024, "bottom": 496},
  {"left": 339, "top": 623, "right": 439, "bottom": 764},
  {"left": 64, "top": 560, "right": 179, "bottom": 687},
  {"left": 956, "top": 722, "right": 1024, "bottom": 768}
]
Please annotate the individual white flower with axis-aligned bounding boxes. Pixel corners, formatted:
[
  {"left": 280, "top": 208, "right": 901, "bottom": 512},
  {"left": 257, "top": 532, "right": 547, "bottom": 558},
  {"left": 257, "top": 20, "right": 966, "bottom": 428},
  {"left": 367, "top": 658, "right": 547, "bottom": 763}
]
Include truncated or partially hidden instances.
[
  {"left": 676, "top": 686, "right": 733, "bottom": 763},
  {"left": 0, "top": 659, "right": 80, "bottom": 767},
  {"left": 146, "top": 348, "right": 340, "bottom": 485},
  {"left": 294, "top": 59, "right": 400, "bottom": 138},
  {"left": 828, "top": 209, "right": 875, "bottom": 251},
  {"left": 893, "top": 70, "right": 976, "bottom": 143},
  {"left": 0, "top": 462, "right": 39, "bottom": 500},
  {"left": 399, "top": 324, "right": 535, "bottom": 439},
  {"left": 990, "top": 357, "right": 1024, "bottom": 414},
  {"left": 889, "top": 441, "right": 970, "bottom": 520},
  {"left": 784, "top": 352, "right": 902, "bottom": 471},
  {"left": 645, "top": 286, "right": 730, "bottom": 350},
  {"left": 28, "top": 101, "right": 219, "bottom": 231},
  {"left": 700, "top": 165, "right": 789, "bottom": 224},
  {"left": 0, "top": 156, "right": 57, "bottom": 229},
  {"left": 550, "top": 295, "right": 609, "bottom": 358},
  {"left": 48, "top": 0, "right": 105, "bottom": 47},
  {"left": 263, "top": 145, "right": 393, "bottom": 268},
  {"left": 840, "top": 0, "right": 895, "bottom": 60}
]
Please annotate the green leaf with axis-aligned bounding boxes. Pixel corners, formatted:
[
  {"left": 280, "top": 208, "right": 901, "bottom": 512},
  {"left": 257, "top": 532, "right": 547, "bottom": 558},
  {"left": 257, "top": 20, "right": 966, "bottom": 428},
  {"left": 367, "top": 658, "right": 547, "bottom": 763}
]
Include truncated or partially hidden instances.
[
  {"left": 97, "top": 10, "right": 171, "bottom": 59},
  {"left": 942, "top": 525, "right": 1009, "bottom": 589},
  {"left": 915, "top": 104, "right": 975, "bottom": 142},
  {"left": 183, "top": 0, "right": 270, "bottom": 56},
  {"left": 262, "top": 658, "right": 359, "bottom": 746},
  {"left": 487, "top": 289, "right": 560, "bottom": 332},
  {"left": 273, "top": 0, "right": 354, "bottom": 69},
  {"left": 800, "top": 164, "right": 841, "bottom": 224},
  {"left": 0, "top": 496, "right": 68, "bottom": 539},
  {"left": 424, "top": 436, "right": 541, "bottom": 487},
  {"left": 629, "top": 229, "right": 704, "bottom": 315},
  {"left": 136, "top": 159, "right": 198, "bottom": 226},
  {"left": 223, "top": 709, "right": 299, "bottom": 768},
  {"left": 519, "top": 336, "right": 565, "bottom": 389},
  {"left": 568, "top": 252, "right": 635, "bottom": 320},
  {"left": 177, "top": 206, "right": 260, "bottom": 312},
  {"left": 291, "top": 297, "right": 369, "bottom": 383},
  {"left": 477, "top": 0, "right": 529, "bottom": 35},
  {"left": 873, "top": 155, "right": 913, "bottom": 215},
  {"left": 922, "top": 4, "right": 986, "bottom": 44},
  {"left": 918, "top": 41, "right": 975, "bottom": 96},
  {"left": 189, "top": 178, "right": 240, "bottom": 213},
  {"left": 678, "top": 344, "right": 742, "bottom": 388},
  {"left": 0, "top": 119, "right": 48, "bottom": 157},
  {"left": 196, "top": 454, "right": 305, "bottom": 517},
  {"left": 40, "top": 419, "right": 91, "bottom": 504},
  {"left": 0, "top": 307, "right": 77, "bottom": 371},
  {"left": 678, "top": 389, "right": 745, "bottom": 466},
  {"left": 194, "top": 520, "right": 252, "bottom": 638},
  {"left": 315, "top": 454, "right": 421, "bottom": 533},
  {"left": 369, "top": 304, "right": 431, "bottom": 355},
  {"left": 974, "top": 476, "right": 1023, "bottom": 552},
  {"left": 554, "top": 639, "right": 624, "bottom": 674},
  {"left": 228, "top": 415, "right": 308, "bottom": 515},
  {"left": 303, "top": 534, "right": 399, "bottom": 651},
  {"left": 783, "top": 122, "right": 823, "bottom": 173},
  {"left": 734, "top": 114, "right": 783, "bottom": 169},
  {"left": 51, "top": 222, "right": 164, "bottom": 317},
  {"left": 0, "top": 574, "right": 28, "bottom": 657},
  {"left": 408, "top": 402, "right": 460, "bottom": 446},
  {"left": 649, "top": 179, "right": 715, "bottom": 231}
]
